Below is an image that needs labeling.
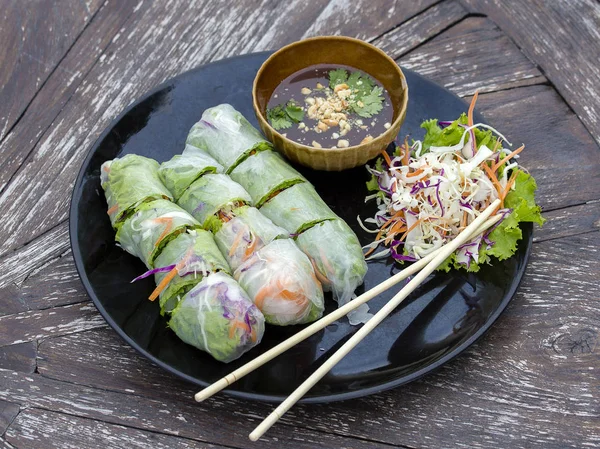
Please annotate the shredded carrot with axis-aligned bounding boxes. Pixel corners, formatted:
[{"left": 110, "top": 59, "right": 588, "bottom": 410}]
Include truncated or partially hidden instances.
[
  {"left": 399, "top": 217, "right": 426, "bottom": 242},
  {"left": 148, "top": 266, "right": 178, "bottom": 301},
  {"left": 381, "top": 149, "right": 392, "bottom": 167},
  {"left": 154, "top": 217, "right": 174, "bottom": 248},
  {"left": 492, "top": 137, "right": 502, "bottom": 152},
  {"left": 102, "top": 165, "right": 110, "bottom": 173},
  {"left": 290, "top": 207, "right": 300, "bottom": 211},
  {"left": 461, "top": 211, "right": 468, "bottom": 229},
  {"left": 229, "top": 229, "right": 246, "bottom": 257},
  {"left": 406, "top": 167, "right": 424, "bottom": 178},
  {"left": 106, "top": 204, "right": 119, "bottom": 216},
  {"left": 244, "top": 238, "right": 258, "bottom": 259},
  {"left": 228, "top": 320, "right": 250, "bottom": 339},
  {"left": 482, "top": 163, "right": 503, "bottom": 195},
  {"left": 381, "top": 209, "right": 405, "bottom": 230},
  {"left": 500, "top": 170, "right": 518, "bottom": 208},
  {"left": 493, "top": 145, "right": 524, "bottom": 172},
  {"left": 468, "top": 91, "right": 479, "bottom": 127},
  {"left": 402, "top": 137, "right": 410, "bottom": 166}
]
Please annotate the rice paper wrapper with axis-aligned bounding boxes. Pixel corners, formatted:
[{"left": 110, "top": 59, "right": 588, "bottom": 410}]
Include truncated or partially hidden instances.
[
  {"left": 186, "top": 104, "right": 272, "bottom": 173},
  {"left": 234, "top": 239, "right": 324, "bottom": 326},
  {"left": 296, "top": 219, "right": 369, "bottom": 324},
  {"left": 168, "top": 272, "right": 265, "bottom": 363},
  {"left": 101, "top": 154, "right": 173, "bottom": 228},
  {"left": 177, "top": 174, "right": 252, "bottom": 229},
  {"left": 259, "top": 183, "right": 338, "bottom": 235},
  {"left": 153, "top": 229, "right": 231, "bottom": 314},
  {"left": 229, "top": 150, "right": 307, "bottom": 207},
  {"left": 116, "top": 199, "right": 201, "bottom": 268},
  {"left": 158, "top": 146, "right": 223, "bottom": 200},
  {"left": 214, "top": 206, "right": 288, "bottom": 271}
]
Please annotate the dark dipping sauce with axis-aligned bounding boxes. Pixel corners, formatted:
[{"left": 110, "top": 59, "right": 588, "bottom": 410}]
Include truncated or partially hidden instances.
[{"left": 267, "top": 64, "right": 393, "bottom": 148}]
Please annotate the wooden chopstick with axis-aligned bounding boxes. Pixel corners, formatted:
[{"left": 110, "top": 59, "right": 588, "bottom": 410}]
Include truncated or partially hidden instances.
[
  {"left": 249, "top": 199, "right": 501, "bottom": 441},
  {"left": 196, "top": 207, "right": 502, "bottom": 403}
]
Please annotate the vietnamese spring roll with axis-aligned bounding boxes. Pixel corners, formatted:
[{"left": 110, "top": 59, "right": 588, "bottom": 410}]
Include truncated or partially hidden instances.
[
  {"left": 158, "top": 145, "right": 224, "bottom": 201},
  {"left": 235, "top": 239, "right": 324, "bottom": 326},
  {"left": 229, "top": 150, "right": 307, "bottom": 207},
  {"left": 296, "top": 219, "right": 369, "bottom": 324},
  {"left": 177, "top": 173, "right": 252, "bottom": 230},
  {"left": 115, "top": 199, "right": 201, "bottom": 268},
  {"left": 168, "top": 271, "right": 265, "bottom": 363},
  {"left": 186, "top": 104, "right": 272, "bottom": 173},
  {"left": 214, "top": 205, "right": 288, "bottom": 271},
  {"left": 101, "top": 154, "right": 173, "bottom": 229},
  {"left": 259, "top": 182, "right": 338, "bottom": 235},
  {"left": 144, "top": 229, "right": 231, "bottom": 314}
]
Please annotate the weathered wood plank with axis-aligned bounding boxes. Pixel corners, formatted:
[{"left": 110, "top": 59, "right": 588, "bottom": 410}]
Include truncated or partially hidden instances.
[
  {"left": 0, "top": 302, "right": 105, "bottom": 347},
  {"left": 0, "top": 400, "right": 19, "bottom": 437},
  {"left": 0, "top": 2, "right": 551, "bottom": 260},
  {"left": 0, "top": 221, "right": 69, "bottom": 301},
  {"left": 373, "top": 0, "right": 469, "bottom": 59},
  {"left": 0, "top": 437, "right": 15, "bottom": 449},
  {"left": 18, "top": 251, "right": 86, "bottom": 313},
  {"left": 6, "top": 408, "right": 229, "bottom": 449},
  {"left": 461, "top": 0, "right": 600, "bottom": 145},
  {"left": 34, "top": 233, "right": 600, "bottom": 449},
  {"left": 0, "top": 370, "right": 400, "bottom": 449},
  {"left": 0, "top": 342, "right": 36, "bottom": 374},
  {"left": 299, "top": 0, "right": 439, "bottom": 42},
  {"left": 0, "top": 0, "right": 143, "bottom": 194},
  {"left": 473, "top": 85, "right": 600, "bottom": 211},
  {"left": 533, "top": 201, "right": 600, "bottom": 243},
  {"left": 0, "top": 0, "right": 104, "bottom": 142},
  {"left": 398, "top": 16, "right": 546, "bottom": 96}
]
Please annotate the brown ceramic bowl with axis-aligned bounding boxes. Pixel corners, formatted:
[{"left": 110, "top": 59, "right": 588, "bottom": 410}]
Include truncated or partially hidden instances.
[{"left": 252, "top": 36, "right": 408, "bottom": 171}]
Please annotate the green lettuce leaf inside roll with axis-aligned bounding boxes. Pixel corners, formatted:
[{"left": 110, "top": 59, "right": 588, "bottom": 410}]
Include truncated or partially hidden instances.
[
  {"left": 158, "top": 145, "right": 223, "bottom": 201},
  {"left": 214, "top": 206, "right": 288, "bottom": 271},
  {"left": 259, "top": 183, "right": 338, "bottom": 235},
  {"left": 234, "top": 239, "right": 324, "bottom": 326},
  {"left": 115, "top": 199, "right": 201, "bottom": 268},
  {"left": 168, "top": 272, "right": 265, "bottom": 363},
  {"left": 177, "top": 174, "right": 252, "bottom": 229},
  {"left": 186, "top": 104, "right": 272, "bottom": 173},
  {"left": 229, "top": 150, "right": 307, "bottom": 207},
  {"left": 101, "top": 154, "right": 173, "bottom": 229},
  {"left": 153, "top": 229, "right": 231, "bottom": 314}
]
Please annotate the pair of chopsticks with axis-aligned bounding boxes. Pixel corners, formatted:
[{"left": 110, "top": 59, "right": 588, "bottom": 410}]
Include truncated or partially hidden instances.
[{"left": 195, "top": 199, "right": 502, "bottom": 441}]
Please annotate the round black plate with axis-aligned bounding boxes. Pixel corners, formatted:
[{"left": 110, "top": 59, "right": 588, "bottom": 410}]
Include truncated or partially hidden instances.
[{"left": 70, "top": 52, "right": 532, "bottom": 403}]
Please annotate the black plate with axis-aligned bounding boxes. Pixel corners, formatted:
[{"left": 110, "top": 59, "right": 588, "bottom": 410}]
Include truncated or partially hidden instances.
[{"left": 70, "top": 52, "right": 532, "bottom": 403}]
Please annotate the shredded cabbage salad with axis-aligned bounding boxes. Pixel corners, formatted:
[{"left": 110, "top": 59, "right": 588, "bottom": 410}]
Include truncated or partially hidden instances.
[{"left": 361, "top": 93, "right": 544, "bottom": 272}]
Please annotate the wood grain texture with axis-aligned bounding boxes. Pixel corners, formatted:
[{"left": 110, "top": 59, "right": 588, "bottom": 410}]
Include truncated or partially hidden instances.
[
  {"left": 0, "top": 342, "right": 37, "bottom": 373},
  {"left": 373, "top": 0, "right": 469, "bottom": 59},
  {"left": 6, "top": 408, "right": 230, "bottom": 449},
  {"left": 398, "top": 16, "right": 546, "bottom": 96},
  {"left": 462, "top": 0, "right": 600, "bottom": 145},
  {"left": 533, "top": 201, "right": 600, "bottom": 243},
  {"left": 32, "top": 234, "right": 600, "bottom": 449},
  {"left": 0, "top": 370, "right": 402, "bottom": 449},
  {"left": 0, "top": 302, "right": 106, "bottom": 347},
  {"left": 0, "top": 437, "right": 15, "bottom": 449},
  {"left": 474, "top": 85, "right": 600, "bottom": 211},
  {"left": 0, "top": 0, "right": 143, "bottom": 194},
  {"left": 0, "top": 400, "right": 19, "bottom": 437},
  {"left": 0, "top": 0, "right": 104, "bottom": 142},
  {"left": 300, "top": 0, "right": 439, "bottom": 42}
]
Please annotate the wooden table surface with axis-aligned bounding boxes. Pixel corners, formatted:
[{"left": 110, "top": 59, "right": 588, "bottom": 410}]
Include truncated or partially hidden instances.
[{"left": 1, "top": 1, "right": 599, "bottom": 447}]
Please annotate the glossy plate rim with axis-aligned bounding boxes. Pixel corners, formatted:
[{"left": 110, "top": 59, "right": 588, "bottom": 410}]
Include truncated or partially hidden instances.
[{"left": 69, "top": 51, "right": 532, "bottom": 404}]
